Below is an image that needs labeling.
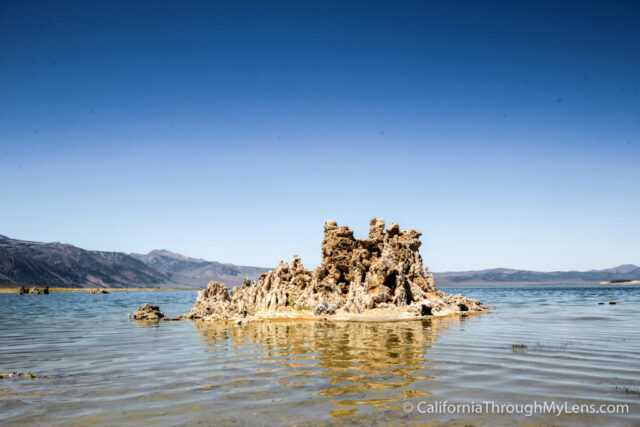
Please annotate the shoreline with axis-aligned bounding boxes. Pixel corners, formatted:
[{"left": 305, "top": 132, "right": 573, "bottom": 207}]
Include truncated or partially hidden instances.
[
  {"left": 437, "top": 281, "right": 640, "bottom": 288},
  {"left": 3, "top": 281, "right": 639, "bottom": 294},
  {"left": 0, "top": 287, "right": 196, "bottom": 293}
]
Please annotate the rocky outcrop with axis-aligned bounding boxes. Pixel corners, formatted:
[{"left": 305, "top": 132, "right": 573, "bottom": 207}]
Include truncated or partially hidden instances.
[
  {"left": 187, "top": 219, "right": 483, "bottom": 321},
  {"left": 187, "top": 281, "right": 233, "bottom": 319},
  {"left": 133, "top": 304, "right": 164, "bottom": 321}
]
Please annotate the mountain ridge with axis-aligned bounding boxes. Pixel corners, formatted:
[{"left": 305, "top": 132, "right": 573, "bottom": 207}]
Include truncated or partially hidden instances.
[
  {"left": 433, "top": 264, "right": 640, "bottom": 285},
  {"left": 129, "top": 250, "right": 268, "bottom": 288},
  {"left": 0, "top": 235, "right": 171, "bottom": 288},
  {"left": 1, "top": 234, "right": 637, "bottom": 288},
  {"left": 0, "top": 235, "right": 267, "bottom": 289}
]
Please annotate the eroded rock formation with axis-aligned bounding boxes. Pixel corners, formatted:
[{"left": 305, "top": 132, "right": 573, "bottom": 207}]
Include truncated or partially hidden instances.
[{"left": 187, "top": 219, "right": 483, "bottom": 321}]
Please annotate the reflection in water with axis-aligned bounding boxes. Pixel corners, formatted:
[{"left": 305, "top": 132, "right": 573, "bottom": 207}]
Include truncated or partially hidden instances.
[{"left": 193, "top": 317, "right": 465, "bottom": 416}]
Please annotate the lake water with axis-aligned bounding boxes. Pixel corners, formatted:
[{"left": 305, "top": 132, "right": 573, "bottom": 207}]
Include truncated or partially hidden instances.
[{"left": 1, "top": 286, "right": 639, "bottom": 426}]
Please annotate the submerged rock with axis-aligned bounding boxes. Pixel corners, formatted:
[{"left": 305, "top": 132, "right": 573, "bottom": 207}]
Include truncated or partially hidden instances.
[
  {"left": 0, "top": 372, "right": 36, "bottom": 379},
  {"left": 186, "top": 219, "right": 483, "bottom": 321},
  {"left": 133, "top": 304, "right": 164, "bottom": 321}
]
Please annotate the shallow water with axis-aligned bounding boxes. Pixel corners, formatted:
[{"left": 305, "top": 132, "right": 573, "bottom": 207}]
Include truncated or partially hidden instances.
[{"left": 1, "top": 286, "right": 639, "bottom": 426}]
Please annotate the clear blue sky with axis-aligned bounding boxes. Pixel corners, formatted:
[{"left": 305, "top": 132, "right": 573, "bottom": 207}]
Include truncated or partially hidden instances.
[{"left": 1, "top": 0, "right": 639, "bottom": 271}]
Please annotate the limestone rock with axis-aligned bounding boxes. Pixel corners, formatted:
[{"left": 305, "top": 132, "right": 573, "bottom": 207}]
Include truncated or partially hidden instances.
[
  {"left": 408, "top": 300, "right": 432, "bottom": 316},
  {"left": 133, "top": 304, "right": 164, "bottom": 321},
  {"left": 186, "top": 219, "right": 483, "bottom": 321},
  {"left": 187, "top": 281, "right": 233, "bottom": 319}
]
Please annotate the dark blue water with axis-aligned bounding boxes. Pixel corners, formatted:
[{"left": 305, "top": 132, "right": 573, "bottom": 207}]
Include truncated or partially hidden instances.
[{"left": 1, "top": 286, "right": 639, "bottom": 426}]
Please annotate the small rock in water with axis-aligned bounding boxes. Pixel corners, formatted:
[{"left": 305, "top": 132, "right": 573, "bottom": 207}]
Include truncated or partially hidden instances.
[
  {"left": 18, "top": 286, "right": 28, "bottom": 295},
  {"left": 512, "top": 344, "right": 528, "bottom": 352},
  {"left": 598, "top": 302, "right": 605, "bottom": 305},
  {"left": 313, "top": 302, "right": 336, "bottom": 316},
  {"left": 133, "top": 304, "right": 164, "bottom": 321},
  {"left": 28, "top": 287, "right": 40, "bottom": 295},
  {"left": 609, "top": 301, "right": 617, "bottom": 305},
  {"left": 43, "top": 286, "right": 49, "bottom": 294},
  {"left": 89, "top": 288, "right": 109, "bottom": 294}
]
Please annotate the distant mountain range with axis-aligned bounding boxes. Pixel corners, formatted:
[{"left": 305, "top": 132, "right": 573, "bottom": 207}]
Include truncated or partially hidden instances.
[
  {"left": 0, "top": 235, "right": 168, "bottom": 288},
  {"left": 129, "top": 249, "right": 268, "bottom": 288},
  {"left": 0, "top": 234, "right": 638, "bottom": 288},
  {"left": 434, "top": 264, "right": 640, "bottom": 286},
  {"left": 0, "top": 235, "right": 267, "bottom": 289}
]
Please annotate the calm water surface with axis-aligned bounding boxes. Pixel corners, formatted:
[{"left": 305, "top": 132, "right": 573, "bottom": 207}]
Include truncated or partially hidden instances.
[{"left": 1, "top": 287, "right": 639, "bottom": 426}]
